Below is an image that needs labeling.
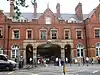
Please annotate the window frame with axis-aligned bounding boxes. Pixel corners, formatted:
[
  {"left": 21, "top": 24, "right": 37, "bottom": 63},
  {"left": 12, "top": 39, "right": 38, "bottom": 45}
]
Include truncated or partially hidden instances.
[
  {"left": 96, "top": 43, "right": 100, "bottom": 57},
  {"left": 39, "top": 29, "right": 47, "bottom": 40},
  {"left": 50, "top": 29, "right": 58, "bottom": 39},
  {"left": 77, "top": 43, "right": 84, "bottom": 57},
  {"left": 11, "top": 45, "right": 20, "bottom": 58},
  {"left": 45, "top": 16, "right": 51, "bottom": 24},
  {"left": 64, "top": 29, "right": 70, "bottom": 39},
  {"left": 26, "top": 29, "right": 33, "bottom": 39},
  {"left": 76, "top": 29, "right": 83, "bottom": 39},
  {"left": 95, "top": 28, "right": 100, "bottom": 38},
  {"left": 12, "top": 29, "right": 20, "bottom": 39}
]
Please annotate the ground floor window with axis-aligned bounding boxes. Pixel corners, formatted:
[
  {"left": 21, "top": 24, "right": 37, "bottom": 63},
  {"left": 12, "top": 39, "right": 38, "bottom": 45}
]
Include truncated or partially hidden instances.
[
  {"left": 0, "top": 48, "right": 3, "bottom": 54},
  {"left": 77, "top": 43, "right": 84, "bottom": 57},
  {"left": 11, "top": 45, "right": 19, "bottom": 58},
  {"left": 96, "top": 43, "right": 100, "bottom": 57}
]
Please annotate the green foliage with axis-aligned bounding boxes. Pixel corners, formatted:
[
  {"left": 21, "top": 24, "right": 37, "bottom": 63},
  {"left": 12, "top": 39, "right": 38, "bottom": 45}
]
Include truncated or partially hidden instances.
[{"left": 7, "top": 0, "right": 36, "bottom": 19}]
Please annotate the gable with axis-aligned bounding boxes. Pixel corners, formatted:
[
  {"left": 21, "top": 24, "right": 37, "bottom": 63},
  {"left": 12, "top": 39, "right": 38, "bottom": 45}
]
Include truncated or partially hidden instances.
[
  {"left": 89, "top": 4, "right": 100, "bottom": 22},
  {"left": 38, "top": 8, "right": 59, "bottom": 24},
  {"left": 0, "top": 10, "right": 5, "bottom": 23}
]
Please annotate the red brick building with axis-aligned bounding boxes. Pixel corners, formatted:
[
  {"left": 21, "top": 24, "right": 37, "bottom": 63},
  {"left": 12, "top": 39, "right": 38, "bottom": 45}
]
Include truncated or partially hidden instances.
[{"left": 0, "top": 0, "right": 100, "bottom": 64}]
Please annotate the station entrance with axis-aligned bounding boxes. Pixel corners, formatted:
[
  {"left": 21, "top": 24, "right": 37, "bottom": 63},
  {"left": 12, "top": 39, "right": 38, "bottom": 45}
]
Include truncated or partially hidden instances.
[{"left": 37, "top": 43, "right": 61, "bottom": 63}]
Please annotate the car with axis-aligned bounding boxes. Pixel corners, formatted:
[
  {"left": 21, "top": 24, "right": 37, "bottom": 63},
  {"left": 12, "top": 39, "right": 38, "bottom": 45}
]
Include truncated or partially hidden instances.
[{"left": 0, "top": 54, "right": 17, "bottom": 71}]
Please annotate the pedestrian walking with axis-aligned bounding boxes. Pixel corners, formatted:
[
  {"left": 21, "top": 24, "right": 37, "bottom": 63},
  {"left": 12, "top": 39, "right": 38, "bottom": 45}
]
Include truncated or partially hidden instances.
[
  {"left": 19, "top": 56, "right": 24, "bottom": 69},
  {"left": 86, "top": 57, "right": 89, "bottom": 66}
]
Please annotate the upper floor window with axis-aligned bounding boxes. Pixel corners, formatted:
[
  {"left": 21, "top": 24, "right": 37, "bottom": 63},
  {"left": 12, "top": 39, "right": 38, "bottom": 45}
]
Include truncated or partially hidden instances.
[
  {"left": 64, "top": 29, "right": 70, "bottom": 39},
  {"left": 95, "top": 29, "right": 100, "bottom": 38},
  {"left": 26, "top": 29, "right": 33, "bottom": 39},
  {"left": 96, "top": 43, "right": 100, "bottom": 57},
  {"left": 12, "top": 29, "right": 20, "bottom": 39},
  {"left": 77, "top": 43, "right": 84, "bottom": 57},
  {"left": 68, "top": 18, "right": 76, "bottom": 23},
  {"left": 45, "top": 16, "right": 51, "bottom": 24},
  {"left": 40, "top": 30, "right": 46, "bottom": 40},
  {"left": 0, "top": 28, "right": 3, "bottom": 38},
  {"left": 51, "top": 29, "right": 57, "bottom": 39},
  {"left": 76, "top": 29, "right": 83, "bottom": 39}
]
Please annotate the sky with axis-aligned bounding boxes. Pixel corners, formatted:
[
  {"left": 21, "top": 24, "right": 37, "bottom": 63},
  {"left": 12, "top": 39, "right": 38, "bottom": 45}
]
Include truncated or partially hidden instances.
[{"left": 0, "top": 0, "right": 100, "bottom": 14}]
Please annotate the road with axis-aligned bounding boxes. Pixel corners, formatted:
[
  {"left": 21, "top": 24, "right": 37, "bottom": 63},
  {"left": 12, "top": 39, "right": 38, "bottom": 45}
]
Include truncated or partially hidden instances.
[{"left": 0, "top": 64, "right": 100, "bottom": 75}]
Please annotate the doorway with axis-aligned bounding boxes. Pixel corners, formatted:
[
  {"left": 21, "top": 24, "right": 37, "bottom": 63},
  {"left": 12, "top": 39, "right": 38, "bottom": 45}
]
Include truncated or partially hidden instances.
[
  {"left": 64, "top": 44, "right": 71, "bottom": 63},
  {"left": 37, "top": 43, "right": 61, "bottom": 63},
  {"left": 26, "top": 44, "right": 33, "bottom": 64}
]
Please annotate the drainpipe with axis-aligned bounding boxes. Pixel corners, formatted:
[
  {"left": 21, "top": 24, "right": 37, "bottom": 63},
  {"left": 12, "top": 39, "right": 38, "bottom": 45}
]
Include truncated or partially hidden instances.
[
  {"left": 84, "top": 20, "right": 88, "bottom": 57},
  {"left": 4, "top": 16, "right": 7, "bottom": 54},
  {"left": 7, "top": 25, "right": 10, "bottom": 55}
]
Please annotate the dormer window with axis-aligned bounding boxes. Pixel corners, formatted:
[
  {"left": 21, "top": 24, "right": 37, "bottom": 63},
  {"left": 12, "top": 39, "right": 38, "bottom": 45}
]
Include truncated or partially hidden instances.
[
  {"left": 68, "top": 18, "right": 76, "bottom": 23},
  {"left": 45, "top": 16, "right": 51, "bottom": 24}
]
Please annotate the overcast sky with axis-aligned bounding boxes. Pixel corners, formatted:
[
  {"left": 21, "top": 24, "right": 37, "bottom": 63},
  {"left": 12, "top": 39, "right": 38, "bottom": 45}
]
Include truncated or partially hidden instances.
[{"left": 0, "top": 0, "right": 99, "bottom": 14}]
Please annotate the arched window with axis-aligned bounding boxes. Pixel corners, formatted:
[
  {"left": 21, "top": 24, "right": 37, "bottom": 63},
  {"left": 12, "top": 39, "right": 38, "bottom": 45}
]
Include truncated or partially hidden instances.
[
  {"left": 0, "top": 47, "right": 3, "bottom": 54},
  {"left": 77, "top": 43, "right": 84, "bottom": 57},
  {"left": 11, "top": 44, "right": 20, "bottom": 58},
  {"left": 96, "top": 43, "right": 100, "bottom": 57}
]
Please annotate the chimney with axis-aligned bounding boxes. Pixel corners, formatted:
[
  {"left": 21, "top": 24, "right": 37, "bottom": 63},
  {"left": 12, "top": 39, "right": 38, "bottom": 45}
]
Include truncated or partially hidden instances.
[
  {"left": 10, "top": 0, "right": 14, "bottom": 17},
  {"left": 75, "top": 2, "right": 83, "bottom": 20},
  {"left": 56, "top": 3, "right": 60, "bottom": 18},
  {"left": 34, "top": 1, "right": 37, "bottom": 18}
]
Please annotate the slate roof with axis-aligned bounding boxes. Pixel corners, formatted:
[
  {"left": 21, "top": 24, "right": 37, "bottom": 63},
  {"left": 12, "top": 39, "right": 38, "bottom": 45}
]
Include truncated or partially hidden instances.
[{"left": 4, "top": 12, "right": 89, "bottom": 23}]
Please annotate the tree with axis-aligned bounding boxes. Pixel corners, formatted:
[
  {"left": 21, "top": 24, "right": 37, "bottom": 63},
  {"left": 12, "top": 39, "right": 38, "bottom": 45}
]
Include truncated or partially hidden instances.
[{"left": 7, "top": 0, "right": 36, "bottom": 19}]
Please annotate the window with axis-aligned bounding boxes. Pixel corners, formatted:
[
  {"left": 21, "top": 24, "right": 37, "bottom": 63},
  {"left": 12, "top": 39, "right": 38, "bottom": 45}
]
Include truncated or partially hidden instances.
[
  {"left": 64, "top": 29, "right": 70, "bottom": 39},
  {"left": 40, "top": 30, "right": 46, "bottom": 40},
  {"left": 45, "top": 16, "right": 51, "bottom": 24},
  {"left": 0, "top": 28, "right": 3, "bottom": 38},
  {"left": 77, "top": 44, "right": 84, "bottom": 57},
  {"left": 95, "top": 29, "right": 100, "bottom": 38},
  {"left": 68, "top": 18, "right": 76, "bottom": 23},
  {"left": 76, "top": 30, "right": 82, "bottom": 39},
  {"left": 11, "top": 45, "right": 19, "bottom": 58},
  {"left": 0, "top": 47, "right": 3, "bottom": 54},
  {"left": 51, "top": 30, "right": 57, "bottom": 39},
  {"left": 96, "top": 43, "right": 100, "bottom": 57},
  {"left": 26, "top": 29, "right": 33, "bottom": 39},
  {"left": 12, "top": 29, "right": 20, "bottom": 39}
]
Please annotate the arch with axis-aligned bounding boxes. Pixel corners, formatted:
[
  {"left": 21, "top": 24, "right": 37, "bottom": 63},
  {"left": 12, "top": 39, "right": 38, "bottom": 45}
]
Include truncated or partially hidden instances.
[
  {"left": 96, "top": 42, "right": 100, "bottom": 57},
  {"left": 26, "top": 44, "right": 33, "bottom": 64},
  {"left": 64, "top": 44, "right": 71, "bottom": 63},
  {"left": 37, "top": 43, "right": 61, "bottom": 63},
  {"left": 11, "top": 44, "right": 20, "bottom": 58},
  {"left": 76, "top": 43, "right": 84, "bottom": 57}
]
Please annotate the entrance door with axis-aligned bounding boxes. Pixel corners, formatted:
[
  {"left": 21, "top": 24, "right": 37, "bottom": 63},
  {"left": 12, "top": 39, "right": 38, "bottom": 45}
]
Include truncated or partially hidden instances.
[
  {"left": 37, "top": 44, "right": 61, "bottom": 63},
  {"left": 26, "top": 44, "right": 33, "bottom": 64},
  {"left": 64, "top": 44, "right": 71, "bottom": 63}
]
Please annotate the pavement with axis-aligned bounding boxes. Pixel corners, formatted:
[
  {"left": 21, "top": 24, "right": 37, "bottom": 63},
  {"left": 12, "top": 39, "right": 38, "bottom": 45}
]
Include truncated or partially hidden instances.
[{"left": 1, "top": 63, "right": 100, "bottom": 75}]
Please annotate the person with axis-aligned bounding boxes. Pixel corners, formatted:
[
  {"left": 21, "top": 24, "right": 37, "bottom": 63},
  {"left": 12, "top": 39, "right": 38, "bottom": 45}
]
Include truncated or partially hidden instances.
[
  {"left": 86, "top": 57, "right": 89, "bottom": 66},
  {"left": 55, "top": 57, "right": 59, "bottom": 66},
  {"left": 19, "top": 56, "right": 24, "bottom": 68},
  {"left": 65, "top": 57, "right": 68, "bottom": 64},
  {"left": 82, "top": 57, "right": 85, "bottom": 65},
  {"left": 90, "top": 57, "right": 93, "bottom": 65}
]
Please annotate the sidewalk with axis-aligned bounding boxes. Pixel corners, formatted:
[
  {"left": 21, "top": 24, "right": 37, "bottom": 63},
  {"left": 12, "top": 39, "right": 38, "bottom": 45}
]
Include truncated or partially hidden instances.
[{"left": 18, "top": 63, "right": 100, "bottom": 75}]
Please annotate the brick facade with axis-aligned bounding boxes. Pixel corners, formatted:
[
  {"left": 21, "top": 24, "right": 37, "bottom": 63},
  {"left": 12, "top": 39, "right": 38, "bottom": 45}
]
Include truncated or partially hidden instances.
[{"left": 0, "top": 1, "right": 100, "bottom": 63}]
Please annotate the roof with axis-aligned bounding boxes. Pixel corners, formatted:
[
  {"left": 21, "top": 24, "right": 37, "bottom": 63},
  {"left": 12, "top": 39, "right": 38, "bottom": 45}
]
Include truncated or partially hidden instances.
[{"left": 4, "top": 12, "right": 88, "bottom": 23}]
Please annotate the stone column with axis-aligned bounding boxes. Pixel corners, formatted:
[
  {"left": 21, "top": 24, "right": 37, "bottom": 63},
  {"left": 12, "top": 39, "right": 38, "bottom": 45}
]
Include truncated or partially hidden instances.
[{"left": 61, "top": 48, "right": 65, "bottom": 62}]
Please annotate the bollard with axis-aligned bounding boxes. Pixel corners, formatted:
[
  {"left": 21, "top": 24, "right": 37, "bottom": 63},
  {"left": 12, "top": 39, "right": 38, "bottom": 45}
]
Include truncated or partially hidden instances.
[{"left": 63, "top": 63, "right": 66, "bottom": 75}]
